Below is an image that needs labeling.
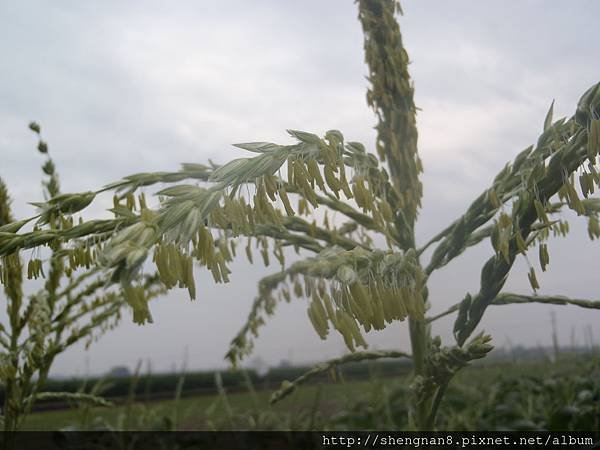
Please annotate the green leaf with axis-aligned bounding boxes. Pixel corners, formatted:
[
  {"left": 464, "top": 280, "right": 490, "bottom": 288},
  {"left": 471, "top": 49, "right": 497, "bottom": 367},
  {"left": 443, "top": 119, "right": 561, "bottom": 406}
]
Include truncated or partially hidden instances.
[
  {"left": 233, "top": 142, "right": 280, "bottom": 153},
  {"left": 286, "top": 129, "right": 320, "bottom": 144},
  {"left": 544, "top": 100, "right": 554, "bottom": 131}
]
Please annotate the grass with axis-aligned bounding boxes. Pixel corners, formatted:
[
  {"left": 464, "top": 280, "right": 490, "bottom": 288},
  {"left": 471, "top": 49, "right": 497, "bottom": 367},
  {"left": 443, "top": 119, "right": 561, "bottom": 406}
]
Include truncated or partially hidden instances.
[
  {"left": 21, "top": 353, "right": 600, "bottom": 431},
  {"left": 21, "top": 380, "right": 376, "bottom": 431}
]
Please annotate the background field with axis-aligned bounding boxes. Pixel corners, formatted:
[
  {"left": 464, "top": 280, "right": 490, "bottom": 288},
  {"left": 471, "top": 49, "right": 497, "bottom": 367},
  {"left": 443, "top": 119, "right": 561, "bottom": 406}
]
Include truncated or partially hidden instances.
[{"left": 22, "top": 349, "right": 600, "bottom": 431}]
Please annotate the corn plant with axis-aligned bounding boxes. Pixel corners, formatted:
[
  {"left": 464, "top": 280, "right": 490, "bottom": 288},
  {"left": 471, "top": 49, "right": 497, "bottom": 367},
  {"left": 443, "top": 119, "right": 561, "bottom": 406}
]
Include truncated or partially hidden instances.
[
  {"left": 0, "top": 125, "right": 163, "bottom": 448},
  {"left": 1, "top": 0, "right": 600, "bottom": 431}
]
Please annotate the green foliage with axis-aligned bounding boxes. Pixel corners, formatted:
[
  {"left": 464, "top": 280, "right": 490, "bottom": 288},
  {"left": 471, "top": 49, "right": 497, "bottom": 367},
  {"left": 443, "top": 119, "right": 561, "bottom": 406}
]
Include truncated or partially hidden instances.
[
  {"left": 22, "top": 354, "right": 600, "bottom": 433},
  {"left": 473, "top": 365, "right": 600, "bottom": 431},
  {"left": 269, "top": 350, "right": 409, "bottom": 404}
]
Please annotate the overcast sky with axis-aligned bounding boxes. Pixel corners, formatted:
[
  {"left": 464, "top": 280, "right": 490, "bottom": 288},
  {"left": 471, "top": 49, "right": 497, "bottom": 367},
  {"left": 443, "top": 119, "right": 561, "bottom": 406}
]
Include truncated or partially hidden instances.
[{"left": 1, "top": 1, "right": 599, "bottom": 377}]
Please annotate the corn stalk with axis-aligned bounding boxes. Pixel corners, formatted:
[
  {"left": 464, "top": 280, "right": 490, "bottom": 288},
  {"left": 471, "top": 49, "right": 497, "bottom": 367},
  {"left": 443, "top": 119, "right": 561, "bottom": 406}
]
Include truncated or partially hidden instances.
[{"left": 0, "top": 126, "right": 162, "bottom": 449}]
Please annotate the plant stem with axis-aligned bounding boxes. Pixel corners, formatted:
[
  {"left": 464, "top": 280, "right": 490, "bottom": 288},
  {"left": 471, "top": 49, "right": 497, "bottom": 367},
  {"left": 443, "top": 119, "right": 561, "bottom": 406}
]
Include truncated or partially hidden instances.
[
  {"left": 408, "top": 318, "right": 430, "bottom": 429},
  {"left": 426, "top": 382, "right": 448, "bottom": 429}
]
